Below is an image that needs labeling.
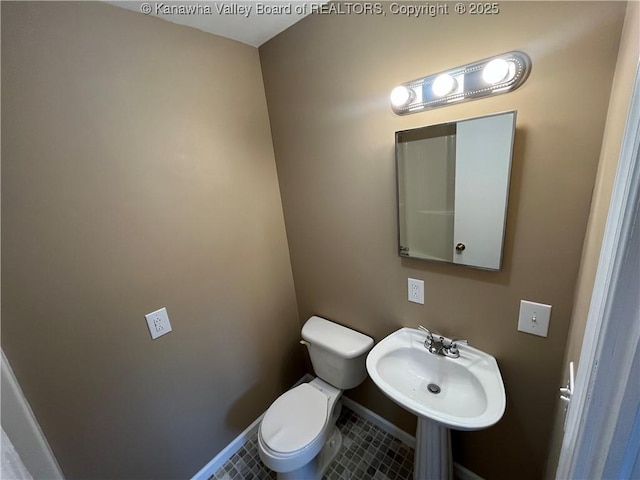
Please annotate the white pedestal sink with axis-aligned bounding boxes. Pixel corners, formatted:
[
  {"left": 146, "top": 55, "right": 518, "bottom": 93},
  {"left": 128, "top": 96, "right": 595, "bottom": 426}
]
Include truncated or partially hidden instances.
[{"left": 366, "top": 327, "right": 506, "bottom": 480}]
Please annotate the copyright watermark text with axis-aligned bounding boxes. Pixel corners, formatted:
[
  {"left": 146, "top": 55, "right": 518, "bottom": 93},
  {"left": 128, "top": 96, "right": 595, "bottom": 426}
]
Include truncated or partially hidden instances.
[{"left": 138, "top": 2, "right": 501, "bottom": 18}]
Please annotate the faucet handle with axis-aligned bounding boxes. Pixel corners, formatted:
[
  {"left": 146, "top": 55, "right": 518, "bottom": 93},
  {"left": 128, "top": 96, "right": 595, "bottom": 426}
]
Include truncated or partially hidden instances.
[
  {"left": 446, "top": 339, "right": 468, "bottom": 358},
  {"left": 418, "top": 325, "right": 434, "bottom": 345},
  {"left": 418, "top": 325, "right": 431, "bottom": 335}
]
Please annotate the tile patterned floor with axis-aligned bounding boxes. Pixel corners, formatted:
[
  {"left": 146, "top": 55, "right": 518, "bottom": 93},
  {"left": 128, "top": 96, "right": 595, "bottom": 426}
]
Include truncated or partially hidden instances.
[{"left": 210, "top": 404, "right": 414, "bottom": 480}]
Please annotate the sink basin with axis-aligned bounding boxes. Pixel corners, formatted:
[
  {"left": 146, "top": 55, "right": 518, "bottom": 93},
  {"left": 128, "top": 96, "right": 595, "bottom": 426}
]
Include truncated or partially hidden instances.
[{"left": 366, "top": 327, "right": 506, "bottom": 430}]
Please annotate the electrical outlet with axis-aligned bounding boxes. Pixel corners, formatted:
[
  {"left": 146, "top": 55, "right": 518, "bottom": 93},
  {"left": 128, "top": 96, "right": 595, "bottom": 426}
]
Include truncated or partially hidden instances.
[
  {"left": 408, "top": 278, "right": 424, "bottom": 304},
  {"left": 145, "top": 307, "right": 173, "bottom": 340},
  {"left": 517, "top": 300, "right": 551, "bottom": 337}
]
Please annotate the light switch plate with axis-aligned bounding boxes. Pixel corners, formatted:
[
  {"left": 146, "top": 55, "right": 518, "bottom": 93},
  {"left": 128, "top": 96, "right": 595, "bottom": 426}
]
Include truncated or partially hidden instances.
[
  {"left": 145, "top": 307, "right": 173, "bottom": 340},
  {"left": 518, "top": 300, "right": 551, "bottom": 337},
  {"left": 408, "top": 278, "right": 424, "bottom": 304}
]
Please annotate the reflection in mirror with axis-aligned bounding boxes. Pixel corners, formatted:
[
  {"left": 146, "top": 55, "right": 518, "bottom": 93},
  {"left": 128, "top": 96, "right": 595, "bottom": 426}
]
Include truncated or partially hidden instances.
[{"left": 396, "top": 111, "right": 516, "bottom": 270}]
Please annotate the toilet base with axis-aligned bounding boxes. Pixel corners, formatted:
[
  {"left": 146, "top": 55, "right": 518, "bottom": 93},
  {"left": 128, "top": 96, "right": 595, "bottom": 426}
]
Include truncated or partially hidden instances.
[{"left": 276, "top": 426, "right": 342, "bottom": 480}]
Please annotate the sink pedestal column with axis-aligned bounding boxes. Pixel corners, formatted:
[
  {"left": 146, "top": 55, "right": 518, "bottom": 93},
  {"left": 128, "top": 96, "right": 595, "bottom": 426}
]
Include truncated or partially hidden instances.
[{"left": 414, "top": 417, "right": 452, "bottom": 480}]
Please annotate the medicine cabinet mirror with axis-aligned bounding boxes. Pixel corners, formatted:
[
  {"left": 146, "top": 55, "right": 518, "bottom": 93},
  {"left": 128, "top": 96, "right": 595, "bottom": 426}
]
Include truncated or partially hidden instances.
[{"left": 396, "top": 111, "right": 516, "bottom": 270}]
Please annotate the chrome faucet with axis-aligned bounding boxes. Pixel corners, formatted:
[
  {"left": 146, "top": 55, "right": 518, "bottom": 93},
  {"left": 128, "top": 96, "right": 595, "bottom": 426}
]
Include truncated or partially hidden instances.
[
  {"left": 418, "top": 325, "right": 467, "bottom": 358},
  {"left": 418, "top": 325, "right": 439, "bottom": 353}
]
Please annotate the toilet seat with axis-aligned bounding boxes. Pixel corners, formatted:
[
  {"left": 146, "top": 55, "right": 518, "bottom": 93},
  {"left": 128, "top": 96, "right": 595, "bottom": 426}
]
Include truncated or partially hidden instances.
[{"left": 260, "top": 383, "right": 328, "bottom": 454}]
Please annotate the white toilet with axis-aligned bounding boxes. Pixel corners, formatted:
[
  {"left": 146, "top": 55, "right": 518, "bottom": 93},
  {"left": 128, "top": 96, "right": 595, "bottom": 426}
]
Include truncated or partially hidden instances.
[{"left": 258, "top": 316, "right": 374, "bottom": 480}]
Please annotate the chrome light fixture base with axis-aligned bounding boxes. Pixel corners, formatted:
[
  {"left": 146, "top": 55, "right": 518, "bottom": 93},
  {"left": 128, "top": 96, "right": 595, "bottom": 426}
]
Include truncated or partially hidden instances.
[{"left": 390, "top": 51, "right": 531, "bottom": 115}]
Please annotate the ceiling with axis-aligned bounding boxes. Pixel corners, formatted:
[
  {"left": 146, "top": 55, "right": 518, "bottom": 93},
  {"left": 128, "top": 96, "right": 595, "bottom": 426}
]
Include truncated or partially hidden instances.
[{"left": 109, "top": 1, "right": 327, "bottom": 47}]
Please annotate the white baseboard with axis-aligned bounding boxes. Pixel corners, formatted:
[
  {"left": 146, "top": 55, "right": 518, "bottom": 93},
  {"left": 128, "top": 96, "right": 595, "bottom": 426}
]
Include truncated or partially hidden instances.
[
  {"left": 190, "top": 375, "right": 313, "bottom": 480},
  {"left": 340, "top": 396, "right": 416, "bottom": 448},
  {"left": 190, "top": 412, "right": 264, "bottom": 480},
  {"left": 192, "top": 374, "right": 484, "bottom": 480},
  {"left": 341, "top": 396, "right": 484, "bottom": 480}
]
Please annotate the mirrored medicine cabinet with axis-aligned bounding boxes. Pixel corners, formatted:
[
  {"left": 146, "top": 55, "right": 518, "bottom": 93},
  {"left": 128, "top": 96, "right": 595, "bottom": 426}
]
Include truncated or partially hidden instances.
[{"left": 396, "top": 111, "right": 516, "bottom": 270}]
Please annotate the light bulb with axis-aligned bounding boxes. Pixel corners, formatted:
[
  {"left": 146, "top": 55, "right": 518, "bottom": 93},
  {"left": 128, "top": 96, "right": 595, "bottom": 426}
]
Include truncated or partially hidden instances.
[
  {"left": 482, "top": 59, "right": 510, "bottom": 85},
  {"left": 432, "top": 74, "right": 456, "bottom": 97},
  {"left": 390, "top": 86, "right": 414, "bottom": 108}
]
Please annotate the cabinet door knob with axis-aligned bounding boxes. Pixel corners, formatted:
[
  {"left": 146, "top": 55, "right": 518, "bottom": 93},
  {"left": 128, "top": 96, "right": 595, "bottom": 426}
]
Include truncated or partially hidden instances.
[{"left": 455, "top": 242, "right": 466, "bottom": 252}]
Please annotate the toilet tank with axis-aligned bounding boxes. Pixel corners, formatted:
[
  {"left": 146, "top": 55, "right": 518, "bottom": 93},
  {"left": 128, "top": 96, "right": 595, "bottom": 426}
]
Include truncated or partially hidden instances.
[{"left": 301, "top": 316, "right": 374, "bottom": 390}]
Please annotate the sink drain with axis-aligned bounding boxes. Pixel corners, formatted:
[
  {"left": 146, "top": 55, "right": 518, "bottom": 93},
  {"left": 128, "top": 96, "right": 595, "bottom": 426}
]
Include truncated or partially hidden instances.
[{"left": 427, "top": 383, "right": 441, "bottom": 394}]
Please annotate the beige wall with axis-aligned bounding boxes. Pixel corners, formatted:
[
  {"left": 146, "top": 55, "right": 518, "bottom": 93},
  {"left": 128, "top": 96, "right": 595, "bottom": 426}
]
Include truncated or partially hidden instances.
[
  {"left": 260, "top": 2, "right": 625, "bottom": 479},
  {"left": 1, "top": 2, "right": 302, "bottom": 479},
  {"left": 545, "top": 2, "right": 640, "bottom": 477}
]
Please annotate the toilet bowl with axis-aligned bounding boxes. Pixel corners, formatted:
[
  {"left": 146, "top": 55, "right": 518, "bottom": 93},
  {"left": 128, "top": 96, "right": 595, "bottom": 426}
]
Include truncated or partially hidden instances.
[
  {"left": 258, "top": 378, "right": 342, "bottom": 479},
  {"left": 258, "top": 316, "right": 374, "bottom": 480}
]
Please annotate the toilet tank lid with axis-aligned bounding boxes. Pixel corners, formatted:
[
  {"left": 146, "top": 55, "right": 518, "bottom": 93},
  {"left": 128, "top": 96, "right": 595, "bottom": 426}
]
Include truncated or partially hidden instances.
[{"left": 301, "top": 316, "right": 374, "bottom": 359}]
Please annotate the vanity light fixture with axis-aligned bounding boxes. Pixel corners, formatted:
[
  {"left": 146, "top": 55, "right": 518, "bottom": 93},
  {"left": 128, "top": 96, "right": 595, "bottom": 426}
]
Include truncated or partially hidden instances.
[
  {"left": 432, "top": 73, "right": 457, "bottom": 97},
  {"left": 390, "top": 51, "right": 531, "bottom": 115},
  {"left": 482, "top": 58, "right": 511, "bottom": 84},
  {"left": 390, "top": 85, "right": 415, "bottom": 108}
]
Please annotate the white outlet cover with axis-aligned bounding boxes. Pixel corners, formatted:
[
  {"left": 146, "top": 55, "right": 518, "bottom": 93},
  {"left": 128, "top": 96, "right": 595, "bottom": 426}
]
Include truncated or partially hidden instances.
[
  {"left": 518, "top": 300, "right": 551, "bottom": 337},
  {"left": 408, "top": 278, "right": 424, "bottom": 305},
  {"left": 145, "top": 307, "right": 173, "bottom": 340}
]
